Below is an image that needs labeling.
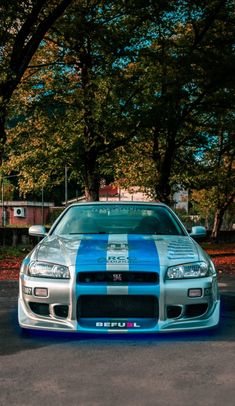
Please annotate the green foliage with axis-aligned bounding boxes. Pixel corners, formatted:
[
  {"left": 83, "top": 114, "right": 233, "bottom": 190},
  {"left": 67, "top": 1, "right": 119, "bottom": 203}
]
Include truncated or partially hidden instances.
[
  {"left": 0, "top": 0, "right": 234, "bottom": 216},
  {"left": 4, "top": 0, "right": 156, "bottom": 199},
  {"left": 0, "top": 0, "right": 73, "bottom": 160},
  {"left": 0, "top": 178, "right": 14, "bottom": 201},
  {"left": 0, "top": 245, "right": 31, "bottom": 259}
]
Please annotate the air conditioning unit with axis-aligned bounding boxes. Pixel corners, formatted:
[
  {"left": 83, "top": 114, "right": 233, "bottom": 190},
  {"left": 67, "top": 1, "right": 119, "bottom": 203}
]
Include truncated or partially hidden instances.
[{"left": 13, "top": 207, "right": 26, "bottom": 218}]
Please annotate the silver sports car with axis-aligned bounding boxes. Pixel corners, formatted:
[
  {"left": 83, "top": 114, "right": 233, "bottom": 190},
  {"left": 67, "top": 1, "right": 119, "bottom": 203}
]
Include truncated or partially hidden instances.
[{"left": 18, "top": 202, "right": 220, "bottom": 333}]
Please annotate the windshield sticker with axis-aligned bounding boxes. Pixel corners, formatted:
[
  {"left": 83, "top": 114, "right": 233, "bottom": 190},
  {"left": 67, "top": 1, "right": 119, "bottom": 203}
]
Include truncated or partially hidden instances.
[{"left": 108, "top": 242, "right": 128, "bottom": 251}]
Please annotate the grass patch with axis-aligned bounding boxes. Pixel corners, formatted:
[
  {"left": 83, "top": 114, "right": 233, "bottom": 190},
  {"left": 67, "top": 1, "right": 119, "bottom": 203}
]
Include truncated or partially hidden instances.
[{"left": 0, "top": 245, "right": 32, "bottom": 259}]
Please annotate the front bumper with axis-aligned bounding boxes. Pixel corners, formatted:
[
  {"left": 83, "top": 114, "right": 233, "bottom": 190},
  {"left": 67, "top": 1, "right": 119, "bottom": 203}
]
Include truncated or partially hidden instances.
[{"left": 18, "top": 269, "right": 220, "bottom": 333}]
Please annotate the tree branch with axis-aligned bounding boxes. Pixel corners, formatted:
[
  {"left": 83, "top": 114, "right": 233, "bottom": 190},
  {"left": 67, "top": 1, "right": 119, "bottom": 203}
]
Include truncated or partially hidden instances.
[
  {"left": 192, "top": 0, "right": 227, "bottom": 50},
  {"left": 9, "top": 0, "right": 73, "bottom": 88}
]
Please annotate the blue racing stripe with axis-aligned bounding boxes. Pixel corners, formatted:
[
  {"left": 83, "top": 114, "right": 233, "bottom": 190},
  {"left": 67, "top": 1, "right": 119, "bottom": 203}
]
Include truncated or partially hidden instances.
[
  {"left": 128, "top": 235, "right": 160, "bottom": 271},
  {"left": 76, "top": 234, "right": 109, "bottom": 298},
  {"left": 127, "top": 234, "right": 160, "bottom": 296},
  {"left": 75, "top": 235, "right": 109, "bottom": 272}
]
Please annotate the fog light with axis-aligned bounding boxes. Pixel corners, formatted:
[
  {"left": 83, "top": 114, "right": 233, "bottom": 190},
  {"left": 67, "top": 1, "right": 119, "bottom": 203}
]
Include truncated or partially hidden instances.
[
  {"left": 34, "top": 288, "right": 48, "bottom": 297},
  {"left": 188, "top": 288, "right": 202, "bottom": 298},
  {"left": 23, "top": 286, "right": 32, "bottom": 295}
]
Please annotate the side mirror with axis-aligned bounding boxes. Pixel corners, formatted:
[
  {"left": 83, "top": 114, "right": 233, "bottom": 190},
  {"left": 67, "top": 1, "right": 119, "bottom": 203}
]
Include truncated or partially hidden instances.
[
  {"left": 29, "top": 225, "right": 47, "bottom": 237},
  {"left": 190, "top": 226, "right": 207, "bottom": 239}
]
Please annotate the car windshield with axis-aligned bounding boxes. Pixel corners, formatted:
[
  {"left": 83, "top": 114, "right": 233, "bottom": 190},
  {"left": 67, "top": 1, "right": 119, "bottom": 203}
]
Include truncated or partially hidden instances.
[{"left": 52, "top": 204, "right": 185, "bottom": 236}]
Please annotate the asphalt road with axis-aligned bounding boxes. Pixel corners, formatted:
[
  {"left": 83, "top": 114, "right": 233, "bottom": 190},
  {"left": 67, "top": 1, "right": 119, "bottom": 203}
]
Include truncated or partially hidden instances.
[{"left": 0, "top": 281, "right": 235, "bottom": 406}]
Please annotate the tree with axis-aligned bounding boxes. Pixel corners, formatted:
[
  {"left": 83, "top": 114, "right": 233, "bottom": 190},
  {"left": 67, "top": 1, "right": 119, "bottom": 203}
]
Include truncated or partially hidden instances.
[
  {"left": 188, "top": 109, "right": 235, "bottom": 239},
  {"left": 114, "top": 0, "right": 235, "bottom": 203},
  {"left": 2, "top": 0, "right": 235, "bottom": 206},
  {"left": 0, "top": 0, "right": 73, "bottom": 163},
  {"left": 5, "top": 0, "right": 168, "bottom": 200}
]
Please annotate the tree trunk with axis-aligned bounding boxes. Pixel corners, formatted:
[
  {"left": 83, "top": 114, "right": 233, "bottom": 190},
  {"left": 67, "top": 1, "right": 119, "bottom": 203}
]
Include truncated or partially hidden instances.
[
  {"left": 83, "top": 150, "right": 100, "bottom": 202},
  {"left": 211, "top": 207, "right": 226, "bottom": 241},
  {"left": 0, "top": 104, "right": 7, "bottom": 164},
  {"left": 153, "top": 130, "right": 176, "bottom": 205},
  {"left": 84, "top": 177, "right": 100, "bottom": 201}
]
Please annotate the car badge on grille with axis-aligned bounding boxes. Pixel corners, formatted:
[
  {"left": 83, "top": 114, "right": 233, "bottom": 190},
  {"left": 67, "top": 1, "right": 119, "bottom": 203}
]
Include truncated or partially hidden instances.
[{"left": 112, "top": 273, "right": 122, "bottom": 282}]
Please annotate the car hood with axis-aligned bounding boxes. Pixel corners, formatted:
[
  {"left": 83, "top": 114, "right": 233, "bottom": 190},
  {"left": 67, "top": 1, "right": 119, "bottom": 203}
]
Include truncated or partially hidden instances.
[{"left": 35, "top": 234, "right": 204, "bottom": 271}]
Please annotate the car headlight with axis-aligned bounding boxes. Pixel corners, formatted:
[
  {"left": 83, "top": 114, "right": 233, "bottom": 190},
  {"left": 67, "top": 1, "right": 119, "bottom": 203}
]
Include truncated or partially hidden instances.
[
  {"left": 27, "top": 261, "right": 70, "bottom": 279},
  {"left": 166, "top": 261, "right": 210, "bottom": 279}
]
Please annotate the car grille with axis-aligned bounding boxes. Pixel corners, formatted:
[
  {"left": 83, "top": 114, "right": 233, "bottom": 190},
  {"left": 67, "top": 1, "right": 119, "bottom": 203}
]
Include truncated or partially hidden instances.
[
  {"left": 77, "top": 271, "right": 159, "bottom": 284},
  {"left": 77, "top": 295, "right": 158, "bottom": 319}
]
